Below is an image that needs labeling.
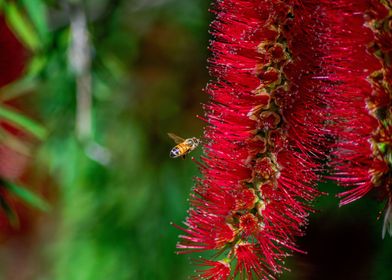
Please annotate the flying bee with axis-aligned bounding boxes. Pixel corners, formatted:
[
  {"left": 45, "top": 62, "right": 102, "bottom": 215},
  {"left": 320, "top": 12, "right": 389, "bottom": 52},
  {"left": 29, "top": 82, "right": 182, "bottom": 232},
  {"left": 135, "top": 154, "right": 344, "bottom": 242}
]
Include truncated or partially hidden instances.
[{"left": 168, "top": 133, "right": 200, "bottom": 159}]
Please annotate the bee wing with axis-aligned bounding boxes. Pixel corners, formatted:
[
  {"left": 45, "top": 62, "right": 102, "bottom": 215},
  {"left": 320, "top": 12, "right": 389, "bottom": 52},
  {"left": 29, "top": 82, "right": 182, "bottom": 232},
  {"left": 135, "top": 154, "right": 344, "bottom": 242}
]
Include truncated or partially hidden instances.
[
  {"left": 167, "top": 133, "right": 185, "bottom": 144},
  {"left": 382, "top": 201, "right": 392, "bottom": 239}
]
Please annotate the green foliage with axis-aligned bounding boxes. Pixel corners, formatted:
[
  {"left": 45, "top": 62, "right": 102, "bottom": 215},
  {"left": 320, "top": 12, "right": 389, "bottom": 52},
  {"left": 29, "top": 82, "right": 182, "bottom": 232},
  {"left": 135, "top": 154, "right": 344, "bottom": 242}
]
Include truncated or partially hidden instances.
[
  {"left": 0, "top": 1, "right": 49, "bottom": 231},
  {"left": 1, "top": 180, "right": 50, "bottom": 211},
  {"left": 0, "top": 105, "right": 47, "bottom": 140},
  {"left": 19, "top": 0, "right": 49, "bottom": 41},
  {"left": 0, "top": 193, "right": 19, "bottom": 227},
  {"left": 1, "top": 1, "right": 41, "bottom": 51},
  {"left": 13, "top": 0, "right": 209, "bottom": 279}
]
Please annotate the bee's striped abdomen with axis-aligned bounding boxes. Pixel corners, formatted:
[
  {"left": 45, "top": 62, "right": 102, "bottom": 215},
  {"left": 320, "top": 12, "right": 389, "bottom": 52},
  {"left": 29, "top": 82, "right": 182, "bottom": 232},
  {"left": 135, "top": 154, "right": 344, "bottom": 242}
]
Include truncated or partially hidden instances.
[
  {"left": 170, "top": 147, "right": 180, "bottom": 158},
  {"left": 170, "top": 143, "right": 189, "bottom": 158}
]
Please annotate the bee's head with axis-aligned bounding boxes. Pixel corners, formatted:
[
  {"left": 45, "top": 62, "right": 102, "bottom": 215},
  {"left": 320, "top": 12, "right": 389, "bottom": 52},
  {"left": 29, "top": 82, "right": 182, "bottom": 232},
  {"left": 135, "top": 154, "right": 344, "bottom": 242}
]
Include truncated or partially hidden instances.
[
  {"left": 185, "top": 137, "right": 200, "bottom": 149},
  {"left": 191, "top": 137, "right": 201, "bottom": 146}
]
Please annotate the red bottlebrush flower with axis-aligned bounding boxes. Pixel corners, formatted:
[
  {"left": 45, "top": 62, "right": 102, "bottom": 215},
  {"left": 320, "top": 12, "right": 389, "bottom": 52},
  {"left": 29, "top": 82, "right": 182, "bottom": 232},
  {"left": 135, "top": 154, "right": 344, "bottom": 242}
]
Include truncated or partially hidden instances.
[
  {"left": 234, "top": 243, "right": 266, "bottom": 279},
  {"left": 325, "top": 0, "right": 392, "bottom": 237},
  {"left": 177, "top": 0, "right": 328, "bottom": 279},
  {"left": 194, "top": 259, "right": 231, "bottom": 280},
  {"left": 235, "top": 188, "right": 257, "bottom": 211},
  {"left": 239, "top": 213, "right": 260, "bottom": 237}
]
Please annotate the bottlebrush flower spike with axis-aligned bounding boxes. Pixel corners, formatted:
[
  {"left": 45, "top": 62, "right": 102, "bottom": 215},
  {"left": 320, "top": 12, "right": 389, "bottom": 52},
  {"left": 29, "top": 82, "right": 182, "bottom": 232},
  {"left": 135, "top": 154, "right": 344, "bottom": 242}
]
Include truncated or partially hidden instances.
[
  {"left": 325, "top": 0, "right": 392, "bottom": 237},
  {"left": 176, "top": 1, "right": 329, "bottom": 278}
]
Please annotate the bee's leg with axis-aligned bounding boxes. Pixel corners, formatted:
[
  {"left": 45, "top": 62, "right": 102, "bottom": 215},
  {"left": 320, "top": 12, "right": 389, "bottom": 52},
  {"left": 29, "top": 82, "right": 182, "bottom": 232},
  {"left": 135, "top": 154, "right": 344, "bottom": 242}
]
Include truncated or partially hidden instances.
[{"left": 182, "top": 155, "right": 186, "bottom": 160}]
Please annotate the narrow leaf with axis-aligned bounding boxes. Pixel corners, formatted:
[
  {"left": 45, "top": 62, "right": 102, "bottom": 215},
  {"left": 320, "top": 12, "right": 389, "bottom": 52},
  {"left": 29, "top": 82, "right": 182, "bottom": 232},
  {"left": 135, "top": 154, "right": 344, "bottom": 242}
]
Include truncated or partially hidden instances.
[
  {"left": 2, "top": 180, "right": 50, "bottom": 211},
  {"left": 0, "top": 128, "right": 32, "bottom": 155},
  {"left": 19, "top": 0, "right": 49, "bottom": 40},
  {"left": 0, "top": 76, "right": 38, "bottom": 102},
  {"left": 0, "top": 195, "right": 19, "bottom": 227},
  {"left": 3, "top": 2, "right": 41, "bottom": 51},
  {"left": 0, "top": 105, "right": 47, "bottom": 140}
]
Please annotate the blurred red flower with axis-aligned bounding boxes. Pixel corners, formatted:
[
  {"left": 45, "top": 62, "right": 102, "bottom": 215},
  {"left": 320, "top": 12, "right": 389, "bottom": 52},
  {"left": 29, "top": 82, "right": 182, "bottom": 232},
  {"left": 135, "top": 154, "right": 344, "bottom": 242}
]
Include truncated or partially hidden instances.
[
  {"left": 325, "top": 0, "right": 392, "bottom": 237},
  {"left": 0, "top": 15, "right": 26, "bottom": 88}
]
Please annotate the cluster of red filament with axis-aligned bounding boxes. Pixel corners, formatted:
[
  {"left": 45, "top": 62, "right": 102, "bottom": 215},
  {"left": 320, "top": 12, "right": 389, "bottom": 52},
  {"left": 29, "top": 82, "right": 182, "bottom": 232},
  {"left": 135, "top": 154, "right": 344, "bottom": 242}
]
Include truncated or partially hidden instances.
[
  {"left": 325, "top": 0, "right": 392, "bottom": 237},
  {"left": 176, "top": 0, "right": 392, "bottom": 279},
  {"left": 177, "top": 1, "right": 328, "bottom": 279}
]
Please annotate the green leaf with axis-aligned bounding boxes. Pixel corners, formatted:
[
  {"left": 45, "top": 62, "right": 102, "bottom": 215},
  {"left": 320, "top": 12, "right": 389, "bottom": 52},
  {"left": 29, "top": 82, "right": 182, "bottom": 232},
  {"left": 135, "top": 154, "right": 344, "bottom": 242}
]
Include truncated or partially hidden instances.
[
  {"left": 3, "top": 2, "right": 41, "bottom": 51},
  {"left": 26, "top": 55, "right": 47, "bottom": 77},
  {"left": 0, "top": 76, "right": 38, "bottom": 102},
  {"left": 19, "top": 0, "right": 49, "bottom": 41},
  {"left": 0, "top": 128, "right": 31, "bottom": 155},
  {"left": 2, "top": 181, "right": 50, "bottom": 212},
  {"left": 0, "top": 105, "right": 47, "bottom": 140},
  {"left": 378, "top": 143, "right": 387, "bottom": 153},
  {"left": 0, "top": 195, "right": 19, "bottom": 227}
]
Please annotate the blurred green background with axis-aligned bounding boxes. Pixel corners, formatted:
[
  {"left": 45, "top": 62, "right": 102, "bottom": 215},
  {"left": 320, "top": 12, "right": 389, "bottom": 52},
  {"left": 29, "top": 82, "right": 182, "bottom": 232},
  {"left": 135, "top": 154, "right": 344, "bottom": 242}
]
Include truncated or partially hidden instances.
[{"left": 0, "top": 0, "right": 390, "bottom": 279}]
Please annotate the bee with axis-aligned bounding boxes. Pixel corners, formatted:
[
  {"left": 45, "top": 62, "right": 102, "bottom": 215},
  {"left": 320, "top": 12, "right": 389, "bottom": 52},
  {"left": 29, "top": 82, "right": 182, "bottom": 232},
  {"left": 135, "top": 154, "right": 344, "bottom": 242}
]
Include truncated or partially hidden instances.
[{"left": 168, "top": 133, "right": 200, "bottom": 159}]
